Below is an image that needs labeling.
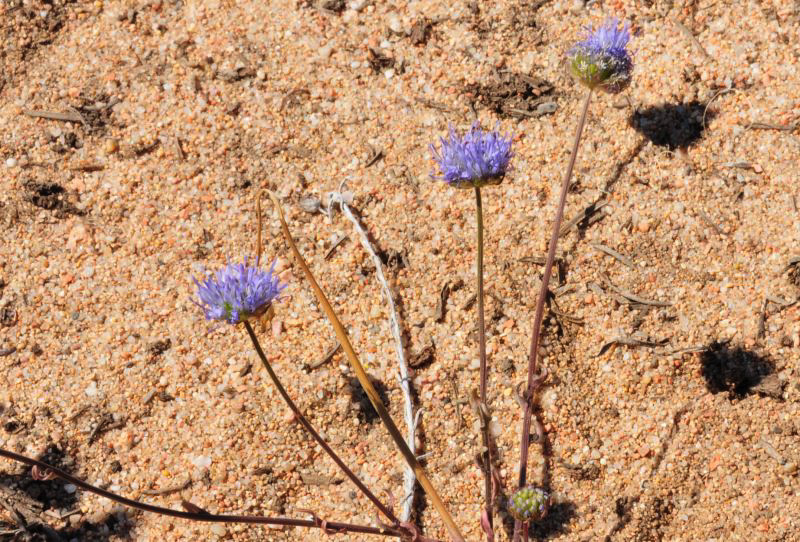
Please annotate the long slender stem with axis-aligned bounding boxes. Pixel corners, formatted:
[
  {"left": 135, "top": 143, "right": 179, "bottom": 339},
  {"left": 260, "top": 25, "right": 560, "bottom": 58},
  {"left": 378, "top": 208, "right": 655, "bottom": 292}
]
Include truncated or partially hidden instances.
[
  {"left": 513, "top": 91, "right": 593, "bottom": 542},
  {"left": 0, "top": 448, "right": 404, "bottom": 538},
  {"left": 268, "top": 192, "right": 466, "bottom": 542},
  {"left": 243, "top": 321, "right": 399, "bottom": 526},
  {"left": 474, "top": 187, "right": 494, "bottom": 536}
]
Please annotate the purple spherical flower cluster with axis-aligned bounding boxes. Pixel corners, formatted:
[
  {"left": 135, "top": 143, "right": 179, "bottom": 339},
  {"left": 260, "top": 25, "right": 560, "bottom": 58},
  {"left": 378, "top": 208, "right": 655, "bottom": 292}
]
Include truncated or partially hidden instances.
[
  {"left": 194, "top": 259, "right": 287, "bottom": 325},
  {"left": 568, "top": 18, "right": 633, "bottom": 93},
  {"left": 430, "top": 122, "right": 513, "bottom": 188}
]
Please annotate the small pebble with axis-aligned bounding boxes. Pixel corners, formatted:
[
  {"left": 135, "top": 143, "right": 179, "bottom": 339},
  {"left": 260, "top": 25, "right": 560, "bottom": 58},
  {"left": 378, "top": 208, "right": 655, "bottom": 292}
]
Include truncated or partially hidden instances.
[
  {"left": 191, "top": 455, "right": 212, "bottom": 470},
  {"left": 569, "top": 0, "right": 585, "bottom": 13},
  {"left": 85, "top": 381, "right": 98, "bottom": 397},
  {"left": 318, "top": 43, "right": 334, "bottom": 60},
  {"left": 386, "top": 13, "right": 403, "bottom": 34},
  {"left": 104, "top": 139, "right": 120, "bottom": 155},
  {"left": 271, "top": 318, "right": 283, "bottom": 338},
  {"left": 299, "top": 197, "right": 321, "bottom": 214}
]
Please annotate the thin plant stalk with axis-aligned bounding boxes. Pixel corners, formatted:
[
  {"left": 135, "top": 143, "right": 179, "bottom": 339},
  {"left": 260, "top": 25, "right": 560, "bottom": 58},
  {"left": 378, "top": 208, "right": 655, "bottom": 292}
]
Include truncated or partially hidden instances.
[
  {"left": 268, "top": 192, "right": 467, "bottom": 542},
  {"left": 243, "top": 320, "right": 399, "bottom": 527},
  {"left": 514, "top": 90, "right": 593, "bottom": 542},
  {"left": 328, "top": 190, "right": 418, "bottom": 522},
  {"left": 474, "top": 186, "right": 494, "bottom": 535},
  {"left": 0, "top": 448, "right": 406, "bottom": 538}
]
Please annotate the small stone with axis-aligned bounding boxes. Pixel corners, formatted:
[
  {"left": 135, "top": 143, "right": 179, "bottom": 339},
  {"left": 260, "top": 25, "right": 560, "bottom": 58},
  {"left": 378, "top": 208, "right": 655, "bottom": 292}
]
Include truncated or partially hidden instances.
[
  {"left": 569, "top": 0, "right": 585, "bottom": 13},
  {"left": 5, "top": 157, "right": 17, "bottom": 168},
  {"left": 191, "top": 455, "right": 212, "bottom": 470},
  {"left": 104, "top": 139, "right": 119, "bottom": 155},
  {"left": 299, "top": 197, "right": 321, "bottom": 214},
  {"left": 387, "top": 13, "right": 403, "bottom": 34},
  {"left": 709, "top": 18, "right": 726, "bottom": 33},
  {"left": 274, "top": 258, "right": 289, "bottom": 273},
  {"left": 64, "top": 484, "right": 77, "bottom": 494},
  {"left": 271, "top": 318, "right": 283, "bottom": 338},
  {"left": 66, "top": 223, "right": 88, "bottom": 250},
  {"left": 115, "top": 430, "right": 135, "bottom": 451},
  {"left": 85, "top": 381, "right": 98, "bottom": 397},
  {"left": 210, "top": 524, "right": 227, "bottom": 536},
  {"left": 318, "top": 42, "right": 334, "bottom": 60}
]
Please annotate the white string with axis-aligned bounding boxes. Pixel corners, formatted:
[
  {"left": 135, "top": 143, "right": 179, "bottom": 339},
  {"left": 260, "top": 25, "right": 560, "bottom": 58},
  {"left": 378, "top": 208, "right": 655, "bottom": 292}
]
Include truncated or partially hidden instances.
[{"left": 327, "top": 186, "right": 417, "bottom": 522}]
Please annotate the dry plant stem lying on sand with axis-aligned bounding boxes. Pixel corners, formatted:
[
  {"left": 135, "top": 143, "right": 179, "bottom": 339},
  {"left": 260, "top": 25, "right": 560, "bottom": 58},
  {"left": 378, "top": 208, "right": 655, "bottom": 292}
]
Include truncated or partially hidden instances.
[
  {"left": 242, "top": 320, "right": 400, "bottom": 527},
  {"left": 327, "top": 188, "right": 418, "bottom": 523},
  {"left": 474, "top": 186, "right": 495, "bottom": 536},
  {"left": 514, "top": 90, "right": 593, "bottom": 542},
  {"left": 268, "top": 192, "right": 467, "bottom": 542},
  {"left": 0, "top": 448, "right": 407, "bottom": 538}
]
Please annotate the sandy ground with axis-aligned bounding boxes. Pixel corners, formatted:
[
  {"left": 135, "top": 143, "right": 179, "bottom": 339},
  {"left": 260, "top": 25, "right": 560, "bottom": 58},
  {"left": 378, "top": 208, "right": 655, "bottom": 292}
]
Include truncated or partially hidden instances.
[{"left": 1, "top": 0, "right": 799, "bottom": 541}]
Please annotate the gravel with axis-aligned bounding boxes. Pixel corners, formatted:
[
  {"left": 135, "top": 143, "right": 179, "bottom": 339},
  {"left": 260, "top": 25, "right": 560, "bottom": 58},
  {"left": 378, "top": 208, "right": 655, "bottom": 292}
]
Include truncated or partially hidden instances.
[{"left": 0, "top": 0, "right": 798, "bottom": 541}]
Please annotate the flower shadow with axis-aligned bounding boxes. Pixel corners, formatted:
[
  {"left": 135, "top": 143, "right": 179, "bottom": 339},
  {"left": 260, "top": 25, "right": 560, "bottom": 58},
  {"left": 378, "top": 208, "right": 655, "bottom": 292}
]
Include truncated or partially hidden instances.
[
  {"left": 700, "top": 341, "right": 776, "bottom": 399},
  {"left": 630, "top": 101, "right": 713, "bottom": 149},
  {"left": 498, "top": 498, "right": 577, "bottom": 540},
  {"left": 527, "top": 500, "right": 577, "bottom": 539}
]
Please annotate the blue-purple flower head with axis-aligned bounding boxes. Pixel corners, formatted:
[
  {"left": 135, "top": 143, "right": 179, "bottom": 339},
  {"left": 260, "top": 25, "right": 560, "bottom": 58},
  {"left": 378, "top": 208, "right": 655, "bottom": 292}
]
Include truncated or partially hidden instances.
[
  {"left": 430, "top": 122, "right": 513, "bottom": 188},
  {"left": 568, "top": 18, "right": 633, "bottom": 93},
  {"left": 194, "top": 258, "right": 287, "bottom": 325},
  {"left": 508, "top": 487, "right": 550, "bottom": 523}
]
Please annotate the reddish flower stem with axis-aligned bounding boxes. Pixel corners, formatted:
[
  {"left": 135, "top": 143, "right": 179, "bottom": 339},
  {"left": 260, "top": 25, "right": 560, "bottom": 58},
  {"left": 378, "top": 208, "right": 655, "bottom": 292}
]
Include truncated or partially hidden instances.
[
  {"left": 243, "top": 321, "right": 400, "bottom": 526},
  {"left": 0, "top": 447, "right": 404, "bottom": 538},
  {"left": 474, "top": 186, "right": 495, "bottom": 539},
  {"left": 513, "top": 91, "right": 593, "bottom": 541}
]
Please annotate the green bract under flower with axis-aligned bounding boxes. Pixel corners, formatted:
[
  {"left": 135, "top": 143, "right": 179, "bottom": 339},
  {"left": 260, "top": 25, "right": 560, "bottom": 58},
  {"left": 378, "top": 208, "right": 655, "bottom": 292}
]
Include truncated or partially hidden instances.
[
  {"left": 508, "top": 486, "right": 550, "bottom": 522},
  {"left": 568, "top": 18, "right": 633, "bottom": 94}
]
